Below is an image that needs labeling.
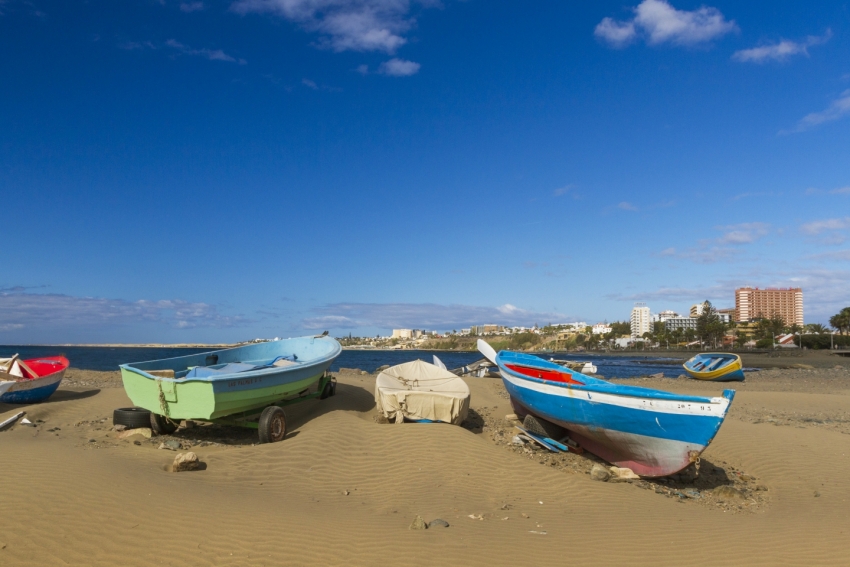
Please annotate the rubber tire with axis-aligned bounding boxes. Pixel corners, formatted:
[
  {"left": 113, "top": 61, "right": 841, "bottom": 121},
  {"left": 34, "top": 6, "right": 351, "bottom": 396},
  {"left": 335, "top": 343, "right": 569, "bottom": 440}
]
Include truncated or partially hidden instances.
[
  {"left": 113, "top": 407, "right": 152, "bottom": 429},
  {"left": 319, "top": 380, "right": 333, "bottom": 400},
  {"left": 523, "top": 414, "right": 566, "bottom": 440},
  {"left": 150, "top": 413, "right": 178, "bottom": 435},
  {"left": 258, "top": 406, "right": 287, "bottom": 444}
]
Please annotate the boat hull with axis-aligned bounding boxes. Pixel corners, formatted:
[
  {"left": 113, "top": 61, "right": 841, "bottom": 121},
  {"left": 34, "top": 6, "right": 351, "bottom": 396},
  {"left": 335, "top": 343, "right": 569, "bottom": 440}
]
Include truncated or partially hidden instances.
[
  {"left": 0, "top": 371, "right": 65, "bottom": 404},
  {"left": 683, "top": 353, "right": 745, "bottom": 382},
  {"left": 119, "top": 336, "right": 340, "bottom": 421},
  {"left": 497, "top": 352, "right": 734, "bottom": 477}
]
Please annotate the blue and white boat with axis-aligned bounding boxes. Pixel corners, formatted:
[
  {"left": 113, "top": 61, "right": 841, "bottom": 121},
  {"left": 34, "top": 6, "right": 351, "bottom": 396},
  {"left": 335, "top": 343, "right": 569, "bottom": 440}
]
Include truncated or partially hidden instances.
[
  {"left": 491, "top": 348, "right": 735, "bottom": 477},
  {"left": 683, "top": 352, "right": 745, "bottom": 382}
]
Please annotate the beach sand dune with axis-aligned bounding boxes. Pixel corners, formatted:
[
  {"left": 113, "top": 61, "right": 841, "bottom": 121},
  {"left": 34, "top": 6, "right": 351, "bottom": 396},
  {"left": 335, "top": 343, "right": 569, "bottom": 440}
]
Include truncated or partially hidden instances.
[{"left": 2, "top": 368, "right": 850, "bottom": 566}]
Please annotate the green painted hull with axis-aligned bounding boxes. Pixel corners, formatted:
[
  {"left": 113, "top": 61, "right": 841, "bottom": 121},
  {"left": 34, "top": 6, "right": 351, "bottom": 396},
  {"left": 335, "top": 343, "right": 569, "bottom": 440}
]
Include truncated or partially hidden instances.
[{"left": 120, "top": 368, "right": 324, "bottom": 420}]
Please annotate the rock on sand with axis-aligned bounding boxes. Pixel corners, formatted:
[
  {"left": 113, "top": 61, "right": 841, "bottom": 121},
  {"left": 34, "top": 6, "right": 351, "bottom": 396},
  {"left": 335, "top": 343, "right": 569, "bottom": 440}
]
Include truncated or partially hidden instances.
[
  {"left": 590, "top": 464, "right": 611, "bottom": 482},
  {"left": 171, "top": 452, "right": 201, "bottom": 472}
]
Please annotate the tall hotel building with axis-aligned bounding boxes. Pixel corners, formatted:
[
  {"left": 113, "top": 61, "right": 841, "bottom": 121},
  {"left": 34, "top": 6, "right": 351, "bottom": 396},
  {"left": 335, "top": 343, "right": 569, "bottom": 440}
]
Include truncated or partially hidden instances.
[
  {"left": 735, "top": 287, "right": 803, "bottom": 326},
  {"left": 630, "top": 303, "right": 651, "bottom": 338}
]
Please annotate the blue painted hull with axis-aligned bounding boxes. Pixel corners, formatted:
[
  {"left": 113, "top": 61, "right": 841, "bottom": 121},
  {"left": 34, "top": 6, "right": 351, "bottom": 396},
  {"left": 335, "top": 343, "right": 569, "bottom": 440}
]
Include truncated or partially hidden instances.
[
  {"left": 683, "top": 353, "right": 745, "bottom": 382},
  {"left": 497, "top": 351, "right": 735, "bottom": 477},
  {"left": 0, "top": 373, "right": 64, "bottom": 404}
]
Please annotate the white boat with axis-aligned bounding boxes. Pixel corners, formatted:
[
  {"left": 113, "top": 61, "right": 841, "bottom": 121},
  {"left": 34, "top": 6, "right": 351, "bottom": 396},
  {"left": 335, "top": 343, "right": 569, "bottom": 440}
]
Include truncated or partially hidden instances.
[{"left": 375, "top": 360, "right": 470, "bottom": 424}]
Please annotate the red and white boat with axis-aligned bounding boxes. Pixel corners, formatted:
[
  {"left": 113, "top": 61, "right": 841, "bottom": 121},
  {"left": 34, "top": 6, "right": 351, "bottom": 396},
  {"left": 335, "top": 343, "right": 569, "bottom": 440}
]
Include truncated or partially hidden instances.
[{"left": 0, "top": 355, "right": 69, "bottom": 404}]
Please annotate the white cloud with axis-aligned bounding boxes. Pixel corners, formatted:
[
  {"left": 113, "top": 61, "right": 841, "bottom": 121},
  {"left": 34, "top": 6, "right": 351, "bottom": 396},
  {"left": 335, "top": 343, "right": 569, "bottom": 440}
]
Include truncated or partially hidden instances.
[
  {"left": 300, "top": 302, "right": 564, "bottom": 330},
  {"left": 618, "top": 201, "right": 638, "bottom": 211},
  {"left": 378, "top": 57, "right": 420, "bottom": 76},
  {"left": 786, "top": 89, "right": 850, "bottom": 133},
  {"left": 800, "top": 217, "right": 850, "bottom": 235},
  {"left": 302, "top": 78, "right": 319, "bottom": 89},
  {"left": 180, "top": 1, "right": 205, "bottom": 12},
  {"left": 165, "top": 39, "right": 246, "bottom": 64},
  {"left": 594, "top": 18, "right": 636, "bottom": 48},
  {"left": 831, "top": 186, "right": 850, "bottom": 195},
  {"left": 552, "top": 185, "right": 574, "bottom": 197},
  {"left": 732, "top": 29, "right": 831, "bottom": 63},
  {"left": 716, "top": 222, "right": 769, "bottom": 244},
  {"left": 0, "top": 291, "right": 250, "bottom": 332},
  {"left": 355, "top": 64, "right": 370, "bottom": 75},
  {"left": 231, "top": 0, "right": 432, "bottom": 54},
  {"left": 596, "top": 0, "right": 737, "bottom": 48}
]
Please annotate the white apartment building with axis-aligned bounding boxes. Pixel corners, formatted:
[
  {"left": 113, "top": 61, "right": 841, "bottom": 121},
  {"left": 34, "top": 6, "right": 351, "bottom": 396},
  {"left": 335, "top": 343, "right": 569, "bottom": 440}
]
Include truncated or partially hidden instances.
[
  {"left": 631, "top": 303, "right": 651, "bottom": 338},
  {"left": 392, "top": 329, "right": 413, "bottom": 339},
  {"left": 592, "top": 323, "right": 612, "bottom": 335}
]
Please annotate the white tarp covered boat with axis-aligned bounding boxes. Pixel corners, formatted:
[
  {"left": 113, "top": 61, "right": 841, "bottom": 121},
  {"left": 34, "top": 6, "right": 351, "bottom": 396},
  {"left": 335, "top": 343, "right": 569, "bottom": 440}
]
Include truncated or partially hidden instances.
[{"left": 375, "top": 360, "right": 470, "bottom": 425}]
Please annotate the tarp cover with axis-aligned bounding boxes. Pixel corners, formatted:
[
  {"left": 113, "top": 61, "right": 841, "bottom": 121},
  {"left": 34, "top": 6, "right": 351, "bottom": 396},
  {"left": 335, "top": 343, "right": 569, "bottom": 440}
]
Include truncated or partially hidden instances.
[{"left": 375, "top": 360, "right": 470, "bottom": 425}]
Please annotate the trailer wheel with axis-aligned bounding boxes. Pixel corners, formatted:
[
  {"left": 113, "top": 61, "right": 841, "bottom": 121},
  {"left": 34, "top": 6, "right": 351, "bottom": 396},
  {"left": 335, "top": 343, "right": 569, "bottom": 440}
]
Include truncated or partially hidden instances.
[
  {"left": 150, "top": 413, "right": 178, "bottom": 435},
  {"left": 113, "top": 407, "right": 152, "bottom": 429},
  {"left": 258, "top": 406, "right": 287, "bottom": 444},
  {"left": 319, "top": 380, "right": 334, "bottom": 400},
  {"left": 523, "top": 414, "right": 566, "bottom": 440}
]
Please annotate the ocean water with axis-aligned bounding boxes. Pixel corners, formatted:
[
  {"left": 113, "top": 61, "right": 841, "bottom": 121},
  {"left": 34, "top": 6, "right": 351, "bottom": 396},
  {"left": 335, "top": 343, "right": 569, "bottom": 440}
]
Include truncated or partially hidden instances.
[{"left": 1, "top": 345, "right": 687, "bottom": 379}]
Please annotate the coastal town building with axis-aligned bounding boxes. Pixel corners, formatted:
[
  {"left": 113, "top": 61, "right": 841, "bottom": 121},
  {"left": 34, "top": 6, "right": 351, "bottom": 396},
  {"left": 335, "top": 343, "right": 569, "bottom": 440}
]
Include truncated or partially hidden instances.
[
  {"left": 690, "top": 304, "right": 704, "bottom": 318},
  {"left": 470, "top": 324, "right": 503, "bottom": 335},
  {"left": 664, "top": 317, "right": 698, "bottom": 331},
  {"left": 735, "top": 287, "right": 804, "bottom": 326},
  {"left": 392, "top": 329, "right": 413, "bottom": 339},
  {"left": 592, "top": 323, "right": 612, "bottom": 335},
  {"left": 651, "top": 310, "right": 679, "bottom": 323},
  {"left": 630, "top": 303, "right": 651, "bottom": 338}
]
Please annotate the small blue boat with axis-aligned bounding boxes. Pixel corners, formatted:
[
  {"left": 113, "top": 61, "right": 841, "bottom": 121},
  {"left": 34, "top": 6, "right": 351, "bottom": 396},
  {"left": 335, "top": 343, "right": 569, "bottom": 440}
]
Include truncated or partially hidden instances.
[
  {"left": 491, "top": 348, "right": 735, "bottom": 477},
  {"left": 683, "top": 353, "right": 745, "bottom": 382}
]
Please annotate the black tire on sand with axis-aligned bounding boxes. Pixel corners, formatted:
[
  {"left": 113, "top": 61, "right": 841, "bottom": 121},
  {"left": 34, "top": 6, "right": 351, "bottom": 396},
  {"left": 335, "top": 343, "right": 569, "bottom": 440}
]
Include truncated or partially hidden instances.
[
  {"left": 113, "top": 407, "right": 152, "bottom": 429},
  {"left": 258, "top": 406, "right": 287, "bottom": 444}
]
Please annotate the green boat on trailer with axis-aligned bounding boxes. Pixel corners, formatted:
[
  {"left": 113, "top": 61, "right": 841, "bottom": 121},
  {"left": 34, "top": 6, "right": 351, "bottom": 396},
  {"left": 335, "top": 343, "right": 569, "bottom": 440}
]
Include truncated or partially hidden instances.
[{"left": 119, "top": 334, "right": 342, "bottom": 443}]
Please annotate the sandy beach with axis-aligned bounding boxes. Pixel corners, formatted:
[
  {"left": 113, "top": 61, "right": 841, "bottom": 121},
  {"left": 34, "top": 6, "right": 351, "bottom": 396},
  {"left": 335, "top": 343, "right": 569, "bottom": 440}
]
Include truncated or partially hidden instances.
[{"left": 3, "top": 358, "right": 850, "bottom": 566}]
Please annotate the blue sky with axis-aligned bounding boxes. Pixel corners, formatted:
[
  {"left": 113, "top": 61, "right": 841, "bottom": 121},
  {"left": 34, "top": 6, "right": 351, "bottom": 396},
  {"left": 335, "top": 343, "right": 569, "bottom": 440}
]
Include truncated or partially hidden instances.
[{"left": 1, "top": 0, "right": 849, "bottom": 343}]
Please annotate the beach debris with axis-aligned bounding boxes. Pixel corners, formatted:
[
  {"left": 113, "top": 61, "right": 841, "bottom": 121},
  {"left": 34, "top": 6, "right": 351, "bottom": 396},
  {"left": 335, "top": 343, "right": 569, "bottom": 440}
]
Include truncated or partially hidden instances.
[
  {"left": 181, "top": 420, "right": 196, "bottom": 429},
  {"left": 112, "top": 424, "right": 128, "bottom": 432},
  {"left": 505, "top": 413, "right": 519, "bottom": 421},
  {"left": 814, "top": 491, "right": 820, "bottom": 498},
  {"left": 648, "top": 372, "right": 664, "bottom": 379},
  {"left": 511, "top": 435, "right": 525, "bottom": 446},
  {"left": 88, "top": 439, "right": 96, "bottom": 443},
  {"left": 21, "top": 417, "right": 33, "bottom": 425},
  {"left": 158, "top": 439, "right": 181, "bottom": 451},
  {"left": 428, "top": 519, "right": 449, "bottom": 528},
  {"left": 467, "top": 514, "right": 484, "bottom": 521},
  {"left": 683, "top": 489, "right": 701, "bottom": 499},
  {"left": 529, "top": 530, "right": 547, "bottom": 535},
  {"left": 376, "top": 365, "right": 390, "bottom": 372},
  {"left": 343, "top": 490, "right": 350, "bottom": 496},
  {"left": 713, "top": 486, "right": 744, "bottom": 501},
  {"left": 521, "top": 513, "right": 529, "bottom": 519},
  {"left": 608, "top": 466, "right": 640, "bottom": 482},
  {"left": 171, "top": 452, "right": 201, "bottom": 472},
  {"left": 590, "top": 464, "right": 611, "bottom": 482},
  {"left": 409, "top": 515, "right": 427, "bottom": 530},
  {"left": 119, "top": 428, "right": 152, "bottom": 440},
  {"left": 133, "top": 441, "right": 141, "bottom": 446},
  {"left": 0, "top": 411, "right": 25, "bottom": 430}
]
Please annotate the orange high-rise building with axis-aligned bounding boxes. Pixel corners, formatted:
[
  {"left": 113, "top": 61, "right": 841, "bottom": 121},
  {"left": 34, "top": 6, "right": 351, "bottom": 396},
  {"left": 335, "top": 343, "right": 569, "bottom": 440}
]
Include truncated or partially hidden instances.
[{"left": 735, "top": 287, "right": 803, "bottom": 326}]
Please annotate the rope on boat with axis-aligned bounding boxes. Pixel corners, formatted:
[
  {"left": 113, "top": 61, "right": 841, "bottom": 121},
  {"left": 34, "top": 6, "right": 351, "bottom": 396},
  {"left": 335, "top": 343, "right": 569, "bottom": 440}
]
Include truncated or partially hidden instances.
[{"left": 156, "top": 380, "right": 171, "bottom": 418}]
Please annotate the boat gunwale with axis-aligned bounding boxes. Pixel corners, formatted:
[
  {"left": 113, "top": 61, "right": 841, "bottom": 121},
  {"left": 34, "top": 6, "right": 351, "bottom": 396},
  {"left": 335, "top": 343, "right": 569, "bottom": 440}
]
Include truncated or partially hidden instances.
[
  {"left": 496, "top": 351, "right": 730, "bottom": 405},
  {"left": 119, "top": 338, "right": 341, "bottom": 384}
]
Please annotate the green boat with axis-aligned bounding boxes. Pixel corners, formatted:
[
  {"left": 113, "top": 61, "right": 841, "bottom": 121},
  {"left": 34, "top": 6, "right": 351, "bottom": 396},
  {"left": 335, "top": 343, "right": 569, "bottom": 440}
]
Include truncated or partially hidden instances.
[{"left": 119, "top": 334, "right": 341, "bottom": 443}]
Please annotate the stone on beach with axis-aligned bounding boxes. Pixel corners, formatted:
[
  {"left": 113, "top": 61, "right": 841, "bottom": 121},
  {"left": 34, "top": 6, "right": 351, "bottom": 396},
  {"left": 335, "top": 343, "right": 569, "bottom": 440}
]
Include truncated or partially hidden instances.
[
  {"left": 428, "top": 519, "right": 449, "bottom": 528},
  {"left": 608, "top": 466, "right": 640, "bottom": 482},
  {"left": 409, "top": 515, "right": 427, "bottom": 530},
  {"left": 158, "top": 439, "right": 181, "bottom": 451},
  {"left": 119, "top": 428, "right": 152, "bottom": 439},
  {"left": 171, "top": 452, "right": 201, "bottom": 472},
  {"left": 590, "top": 464, "right": 610, "bottom": 482}
]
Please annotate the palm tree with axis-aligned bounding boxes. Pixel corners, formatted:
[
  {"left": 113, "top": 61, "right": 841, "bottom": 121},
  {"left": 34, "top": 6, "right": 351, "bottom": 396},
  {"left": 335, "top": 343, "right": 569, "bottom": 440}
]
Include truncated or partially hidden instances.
[
  {"left": 805, "top": 323, "right": 828, "bottom": 334},
  {"left": 830, "top": 308, "right": 850, "bottom": 335}
]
